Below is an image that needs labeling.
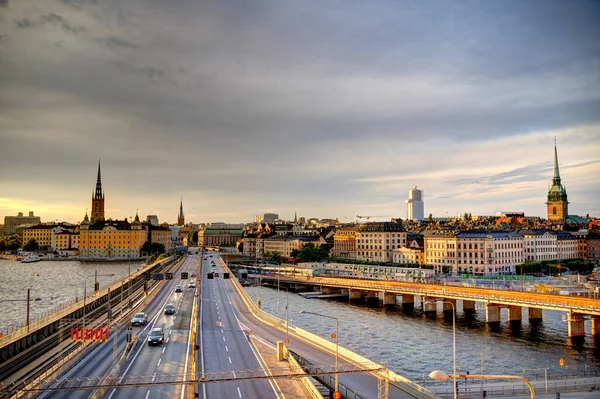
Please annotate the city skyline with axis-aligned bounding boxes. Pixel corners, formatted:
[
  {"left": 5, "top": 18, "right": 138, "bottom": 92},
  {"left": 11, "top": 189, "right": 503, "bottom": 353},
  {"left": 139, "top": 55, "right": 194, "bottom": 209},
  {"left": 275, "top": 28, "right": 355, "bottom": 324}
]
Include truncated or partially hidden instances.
[{"left": 1, "top": 0, "right": 600, "bottom": 223}]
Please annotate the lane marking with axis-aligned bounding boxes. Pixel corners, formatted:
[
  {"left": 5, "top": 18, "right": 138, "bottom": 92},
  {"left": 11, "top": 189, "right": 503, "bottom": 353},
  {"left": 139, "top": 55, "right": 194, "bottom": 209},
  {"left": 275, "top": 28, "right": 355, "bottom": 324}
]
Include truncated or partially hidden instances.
[
  {"left": 225, "top": 345, "right": 228, "bottom": 352},
  {"left": 157, "top": 359, "right": 161, "bottom": 367},
  {"left": 162, "top": 347, "right": 166, "bottom": 353},
  {"left": 145, "top": 391, "right": 151, "bottom": 399},
  {"left": 237, "top": 386, "right": 242, "bottom": 398},
  {"left": 151, "top": 373, "right": 156, "bottom": 382},
  {"left": 166, "top": 338, "right": 169, "bottom": 343},
  {"left": 232, "top": 371, "right": 237, "bottom": 378},
  {"left": 228, "top": 356, "right": 232, "bottom": 364},
  {"left": 222, "top": 336, "right": 226, "bottom": 342}
]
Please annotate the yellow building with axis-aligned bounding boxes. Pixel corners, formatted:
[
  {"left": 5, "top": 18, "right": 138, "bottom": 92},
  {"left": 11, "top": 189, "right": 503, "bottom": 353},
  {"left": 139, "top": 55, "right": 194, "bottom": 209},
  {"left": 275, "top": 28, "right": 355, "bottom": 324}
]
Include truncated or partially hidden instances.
[
  {"left": 23, "top": 224, "right": 55, "bottom": 248},
  {"left": 148, "top": 224, "right": 172, "bottom": 252},
  {"left": 331, "top": 225, "right": 359, "bottom": 258},
  {"left": 79, "top": 213, "right": 146, "bottom": 259}
]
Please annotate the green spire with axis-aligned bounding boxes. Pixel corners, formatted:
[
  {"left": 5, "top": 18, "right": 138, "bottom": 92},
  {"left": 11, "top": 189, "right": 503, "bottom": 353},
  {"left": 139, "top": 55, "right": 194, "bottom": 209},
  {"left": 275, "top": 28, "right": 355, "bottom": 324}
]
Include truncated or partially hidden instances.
[{"left": 552, "top": 137, "right": 561, "bottom": 186}]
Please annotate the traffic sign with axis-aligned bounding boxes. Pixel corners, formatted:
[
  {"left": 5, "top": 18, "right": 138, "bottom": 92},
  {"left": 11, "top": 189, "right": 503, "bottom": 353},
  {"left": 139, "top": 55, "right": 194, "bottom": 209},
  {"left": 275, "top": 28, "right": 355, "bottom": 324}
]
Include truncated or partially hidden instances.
[
  {"left": 284, "top": 338, "right": 290, "bottom": 344},
  {"left": 559, "top": 358, "right": 564, "bottom": 367},
  {"left": 333, "top": 391, "right": 341, "bottom": 399},
  {"left": 331, "top": 333, "right": 337, "bottom": 339}
]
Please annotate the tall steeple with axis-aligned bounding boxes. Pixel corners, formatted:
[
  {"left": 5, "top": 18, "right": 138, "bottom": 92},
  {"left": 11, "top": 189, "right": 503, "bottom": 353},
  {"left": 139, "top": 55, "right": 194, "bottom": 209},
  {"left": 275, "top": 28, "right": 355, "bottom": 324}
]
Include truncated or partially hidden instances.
[
  {"left": 177, "top": 197, "right": 185, "bottom": 226},
  {"left": 90, "top": 159, "right": 106, "bottom": 223},
  {"left": 546, "top": 138, "right": 568, "bottom": 225},
  {"left": 294, "top": 210, "right": 297, "bottom": 224}
]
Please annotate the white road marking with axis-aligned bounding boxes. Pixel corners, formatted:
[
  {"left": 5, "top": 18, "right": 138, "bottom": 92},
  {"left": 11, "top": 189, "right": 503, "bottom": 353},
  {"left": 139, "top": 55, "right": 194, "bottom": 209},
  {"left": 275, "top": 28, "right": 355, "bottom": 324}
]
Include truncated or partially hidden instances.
[
  {"left": 225, "top": 345, "right": 228, "bottom": 352},
  {"left": 228, "top": 356, "right": 232, "bottom": 364},
  {"left": 151, "top": 373, "right": 156, "bottom": 382},
  {"left": 222, "top": 336, "right": 226, "bottom": 341},
  {"left": 162, "top": 347, "right": 166, "bottom": 353},
  {"left": 232, "top": 371, "right": 237, "bottom": 378},
  {"left": 237, "top": 387, "right": 242, "bottom": 398},
  {"left": 145, "top": 391, "right": 151, "bottom": 399},
  {"left": 157, "top": 359, "right": 161, "bottom": 367},
  {"left": 166, "top": 338, "right": 169, "bottom": 343}
]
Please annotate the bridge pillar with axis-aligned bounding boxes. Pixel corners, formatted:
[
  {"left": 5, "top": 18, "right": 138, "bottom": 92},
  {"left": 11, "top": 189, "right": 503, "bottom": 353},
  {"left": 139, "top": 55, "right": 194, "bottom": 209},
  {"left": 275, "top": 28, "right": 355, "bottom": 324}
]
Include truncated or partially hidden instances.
[
  {"left": 568, "top": 312, "right": 585, "bottom": 338},
  {"left": 383, "top": 292, "right": 396, "bottom": 305},
  {"left": 443, "top": 299, "right": 457, "bottom": 313},
  {"left": 423, "top": 300, "right": 437, "bottom": 314},
  {"left": 402, "top": 294, "right": 415, "bottom": 305},
  {"left": 528, "top": 307, "right": 543, "bottom": 321},
  {"left": 348, "top": 289, "right": 362, "bottom": 300},
  {"left": 507, "top": 306, "right": 522, "bottom": 322},
  {"left": 321, "top": 287, "right": 333, "bottom": 295},
  {"left": 485, "top": 304, "right": 501, "bottom": 324},
  {"left": 592, "top": 316, "right": 600, "bottom": 337},
  {"left": 463, "top": 300, "right": 476, "bottom": 312}
]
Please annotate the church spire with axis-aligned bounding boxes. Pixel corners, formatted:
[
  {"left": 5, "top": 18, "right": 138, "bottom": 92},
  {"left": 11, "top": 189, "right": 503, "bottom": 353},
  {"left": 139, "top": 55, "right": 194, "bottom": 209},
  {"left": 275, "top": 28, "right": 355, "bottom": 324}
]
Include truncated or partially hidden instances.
[
  {"left": 94, "top": 158, "right": 103, "bottom": 200},
  {"left": 177, "top": 197, "right": 185, "bottom": 226},
  {"left": 552, "top": 137, "right": 561, "bottom": 186},
  {"left": 90, "top": 159, "right": 105, "bottom": 223}
]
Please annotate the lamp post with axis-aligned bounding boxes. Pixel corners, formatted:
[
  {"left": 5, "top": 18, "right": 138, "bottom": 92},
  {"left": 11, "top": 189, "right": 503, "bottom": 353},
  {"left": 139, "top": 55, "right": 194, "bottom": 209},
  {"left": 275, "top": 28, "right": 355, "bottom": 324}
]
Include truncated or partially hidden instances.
[
  {"left": 281, "top": 287, "right": 290, "bottom": 348},
  {"left": 0, "top": 288, "right": 42, "bottom": 332},
  {"left": 426, "top": 300, "right": 457, "bottom": 399},
  {"left": 82, "top": 272, "right": 115, "bottom": 345},
  {"left": 429, "top": 370, "right": 535, "bottom": 399},
  {"left": 300, "top": 310, "right": 339, "bottom": 393}
]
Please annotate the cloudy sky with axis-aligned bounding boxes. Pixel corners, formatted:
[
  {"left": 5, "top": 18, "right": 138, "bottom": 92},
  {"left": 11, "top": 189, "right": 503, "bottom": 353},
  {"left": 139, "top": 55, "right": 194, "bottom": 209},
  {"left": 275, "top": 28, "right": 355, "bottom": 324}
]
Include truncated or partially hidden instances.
[{"left": 1, "top": 0, "right": 599, "bottom": 224}]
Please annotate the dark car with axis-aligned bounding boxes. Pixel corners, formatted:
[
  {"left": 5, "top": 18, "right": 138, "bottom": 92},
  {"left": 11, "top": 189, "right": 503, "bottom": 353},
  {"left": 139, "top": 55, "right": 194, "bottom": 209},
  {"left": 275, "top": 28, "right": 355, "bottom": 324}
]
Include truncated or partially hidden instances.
[
  {"left": 130, "top": 312, "right": 147, "bottom": 326},
  {"left": 164, "top": 304, "right": 175, "bottom": 315},
  {"left": 147, "top": 328, "right": 164, "bottom": 346},
  {"left": 175, "top": 285, "right": 183, "bottom": 293}
]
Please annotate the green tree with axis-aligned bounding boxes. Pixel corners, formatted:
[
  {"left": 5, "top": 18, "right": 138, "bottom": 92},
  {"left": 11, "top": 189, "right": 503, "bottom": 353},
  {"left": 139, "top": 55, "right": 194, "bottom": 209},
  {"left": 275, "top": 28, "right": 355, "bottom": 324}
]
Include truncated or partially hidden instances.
[
  {"left": 23, "top": 238, "right": 39, "bottom": 252},
  {"left": 142, "top": 241, "right": 153, "bottom": 255},
  {"left": 151, "top": 243, "right": 165, "bottom": 254},
  {"left": 290, "top": 248, "right": 300, "bottom": 258},
  {"left": 264, "top": 251, "right": 282, "bottom": 264},
  {"left": 187, "top": 231, "right": 198, "bottom": 245},
  {"left": 297, "top": 243, "right": 329, "bottom": 262},
  {"left": 428, "top": 213, "right": 433, "bottom": 223}
]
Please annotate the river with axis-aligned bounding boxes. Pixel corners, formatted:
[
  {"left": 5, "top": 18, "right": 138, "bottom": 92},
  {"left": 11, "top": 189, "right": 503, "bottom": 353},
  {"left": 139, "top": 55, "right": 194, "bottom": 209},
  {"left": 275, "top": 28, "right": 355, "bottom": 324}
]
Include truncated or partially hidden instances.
[
  {"left": 244, "top": 285, "right": 600, "bottom": 382},
  {"left": 0, "top": 259, "right": 141, "bottom": 333}
]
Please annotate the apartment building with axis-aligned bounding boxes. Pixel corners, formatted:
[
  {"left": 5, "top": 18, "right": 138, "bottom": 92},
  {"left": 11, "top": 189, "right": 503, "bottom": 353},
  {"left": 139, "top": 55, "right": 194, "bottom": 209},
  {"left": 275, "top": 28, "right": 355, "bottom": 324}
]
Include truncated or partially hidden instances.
[
  {"left": 331, "top": 225, "right": 360, "bottom": 258},
  {"left": 356, "top": 222, "right": 406, "bottom": 262},
  {"left": 392, "top": 234, "right": 424, "bottom": 265},
  {"left": 519, "top": 229, "right": 558, "bottom": 262}
]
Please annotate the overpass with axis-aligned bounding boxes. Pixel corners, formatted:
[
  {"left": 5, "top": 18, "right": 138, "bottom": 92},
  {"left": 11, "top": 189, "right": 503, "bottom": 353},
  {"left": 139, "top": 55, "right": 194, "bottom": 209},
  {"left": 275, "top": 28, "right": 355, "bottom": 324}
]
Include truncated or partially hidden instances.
[{"left": 242, "top": 272, "right": 600, "bottom": 339}]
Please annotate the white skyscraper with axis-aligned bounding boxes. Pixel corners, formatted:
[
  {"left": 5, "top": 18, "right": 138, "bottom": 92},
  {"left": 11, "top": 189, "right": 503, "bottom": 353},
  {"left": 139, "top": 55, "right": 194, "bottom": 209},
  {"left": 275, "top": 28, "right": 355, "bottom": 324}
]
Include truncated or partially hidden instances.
[{"left": 405, "top": 186, "right": 424, "bottom": 221}]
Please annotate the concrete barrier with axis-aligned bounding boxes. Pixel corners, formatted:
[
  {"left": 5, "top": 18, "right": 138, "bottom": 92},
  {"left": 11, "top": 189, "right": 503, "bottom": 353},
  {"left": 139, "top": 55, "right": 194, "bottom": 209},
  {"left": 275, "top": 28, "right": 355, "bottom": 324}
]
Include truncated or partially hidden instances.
[
  {"left": 221, "top": 260, "right": 440, "bottom": 399},
  {"left": 284, "top": 346, "right": 324, "bottom": 399}
]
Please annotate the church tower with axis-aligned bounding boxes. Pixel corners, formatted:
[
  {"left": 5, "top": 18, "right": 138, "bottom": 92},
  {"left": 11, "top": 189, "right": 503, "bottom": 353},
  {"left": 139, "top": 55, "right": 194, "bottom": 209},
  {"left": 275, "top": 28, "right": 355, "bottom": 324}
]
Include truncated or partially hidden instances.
[
  {"left": 546, "top": 139, "right": 568, "bottom": 224},
  {"left": 177, "top": 197, "right": 185, "bottom": 226},
  {"left": 91, "top": 159, "right": 105, "bottom": 223}
]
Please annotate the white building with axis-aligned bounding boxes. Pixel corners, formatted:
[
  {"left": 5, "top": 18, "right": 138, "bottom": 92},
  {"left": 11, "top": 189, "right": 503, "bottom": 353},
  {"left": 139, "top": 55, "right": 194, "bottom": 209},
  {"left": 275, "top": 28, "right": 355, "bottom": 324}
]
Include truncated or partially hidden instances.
[
  {"left": 255, "top": 213, "right": 279, "bottom": 224},
  {"left": 405, "top": 186, "right": 424, "bottom": 221},
  {"left": 520, "top": 230, "right": 558, "bottom": 262},
  {"left": 555, "top": 231, "right": 578, "bottom": 260},
  {"left": 355, "top": 222, "right": 406, "bottom": 262}
]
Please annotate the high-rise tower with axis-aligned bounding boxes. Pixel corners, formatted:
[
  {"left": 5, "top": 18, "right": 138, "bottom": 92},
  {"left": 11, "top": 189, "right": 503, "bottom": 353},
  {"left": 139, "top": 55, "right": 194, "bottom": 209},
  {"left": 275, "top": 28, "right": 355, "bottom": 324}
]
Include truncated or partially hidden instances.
[
  {"left": 546, "top": 139, "right": 568, "bottom": 224},
  {"left": 405, "top": 186, "right": 424, "bottom": 221},
  {"left": 90, "top": 159, "right": 105, "bottom": 223},
  {"left": 177, "top": 197, "right": 185, "bottom": 226}
]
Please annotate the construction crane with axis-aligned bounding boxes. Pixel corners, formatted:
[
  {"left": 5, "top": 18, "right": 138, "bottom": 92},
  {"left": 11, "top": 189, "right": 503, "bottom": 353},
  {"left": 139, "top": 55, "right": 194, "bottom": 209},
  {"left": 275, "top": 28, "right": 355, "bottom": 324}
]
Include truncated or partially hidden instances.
[{"left": 356, "top": 215, "right": 390, "bottom": 223}]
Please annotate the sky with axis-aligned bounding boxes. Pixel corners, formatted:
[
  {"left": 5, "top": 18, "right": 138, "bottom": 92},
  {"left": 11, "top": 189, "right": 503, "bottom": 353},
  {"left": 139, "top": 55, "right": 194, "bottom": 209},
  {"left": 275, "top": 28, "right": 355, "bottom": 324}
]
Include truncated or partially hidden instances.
[{"left": 1, "top": 0, "right": 599, "bottom": 225}]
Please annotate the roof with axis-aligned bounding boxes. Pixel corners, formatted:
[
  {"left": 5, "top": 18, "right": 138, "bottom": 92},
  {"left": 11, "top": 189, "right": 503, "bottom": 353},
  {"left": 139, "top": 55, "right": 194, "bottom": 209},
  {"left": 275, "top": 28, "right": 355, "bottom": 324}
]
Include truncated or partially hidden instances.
[
  {"left": 202, "top": 228, "right": 243, "bottom": 235},
  {"left": 358, "top": 222, "right": 404, "bottom": 232},
  {"left": 88, "top": 219, "right": 133, "bottom": 230},
  {"left": 566, "top": 214, "right": 588, "bottom": 224},
  {"left": 457, "top": 231, "right": 520, "bottom": 239}
]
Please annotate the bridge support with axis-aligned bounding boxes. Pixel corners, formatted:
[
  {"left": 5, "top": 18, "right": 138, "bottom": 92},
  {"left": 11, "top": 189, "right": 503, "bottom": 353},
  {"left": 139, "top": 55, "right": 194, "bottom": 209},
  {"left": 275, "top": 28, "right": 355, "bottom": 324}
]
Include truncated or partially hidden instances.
[
  {"left": 402, "top": 294, "right": 414, "bottom": 305},
  {"left": 592, "top": 316, "right": 600, "bottom": 337},
  {"left": 349, "top": 289, "right": 362, "bottom": 300},
  {"left": 463, "top": 300, "right": 476, "bottom": 312},
  {"left": 507, "top": 306, "right": 522, "bottom": 322},
  {"left": 568, "top": 312, "right": 585, "bottom": 338},
  {"left": 485, "top": 304, "right": 501, "bottom": 324},
  {"left": 528, "top": 307, "right": 543, "bottom": 321},
  {"left": 423, "top": 300, "right": 437, "bottom": 314},
  {"left": 321, "top": 287, "right": 333, "bottom": 295},
  {"left": 382, "top": 292, "right": 396, "bottom": 306},
  {"left": 443, "top": 299, "right": 456, "bottom": 313}
]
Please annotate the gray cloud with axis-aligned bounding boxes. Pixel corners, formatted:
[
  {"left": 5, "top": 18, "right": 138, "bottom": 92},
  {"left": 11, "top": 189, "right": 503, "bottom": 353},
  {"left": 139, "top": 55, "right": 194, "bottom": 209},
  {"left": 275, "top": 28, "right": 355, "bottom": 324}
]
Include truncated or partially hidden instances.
[
  {"left": 14, "top": 18, "right": 37, "bottom": 28},
  {"left": 93, "top": 37, "right": 138, "bottom": 50},
  {"left": 13, "top": 13, "right": 86, "bottom": 34}
]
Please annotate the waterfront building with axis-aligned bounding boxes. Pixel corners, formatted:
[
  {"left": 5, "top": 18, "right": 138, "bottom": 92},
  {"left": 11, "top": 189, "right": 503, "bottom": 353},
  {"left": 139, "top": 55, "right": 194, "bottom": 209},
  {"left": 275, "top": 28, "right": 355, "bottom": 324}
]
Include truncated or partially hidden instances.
[
  {"left": 197, "top": 224, "right": 243, "bottom": 247},
  {"left": 51, "top": 226, "right": 79, "bottom": 250},
  {"left": 260, "top": 235, "right": 320, "bottom": 258},
  {"left": 4, "top": 211, "right": 40, "bottom": 235},
  {"left": 546, "top": 140, "right": 568, "bottom": 224},
  {"left": 423, "top": 232, "right": 457, "bottom": 273},
  {"left": 405, "top": 186, "right": 424, "bottom": 221},
  {"left": 177, "top": 198, "right": 185, "bottom": 226},
  {"left": 79, "top": 213, "right": 146, "bottom": 259},
  {"left": 147, "top": 224, "right": 172, "bottom": 252},
  {"left": 356, "top": 222, "right": 406, "bottom": 262},
  {"left": 586, "top": 232, "right": 600, "bottom": 263},
  {"left": 331, "top": 225, "right": 360, "bottom": 258},
  {"left": 255, "top": 213, "right": 278, "bottom": 224},
  {"left": 242, "top": 237, "right": 258, "bottom": 257},
  {"left": 555, "top": 231, "right": 578, "bottom": 260},
  {"left": 90, "top": 160, "right": 105, "bottom": 224},
  {"left": 391, "top": 233, "right": 424, "bottom": 265},
  {"left": 456, "top": 231, "right": 523, "bottom": 275},
  {"left": 519, "top": 229, "right": 558, "bottom": 262},
  {"left": 23, "top": 224, "right": 55, "bottom": 248}
]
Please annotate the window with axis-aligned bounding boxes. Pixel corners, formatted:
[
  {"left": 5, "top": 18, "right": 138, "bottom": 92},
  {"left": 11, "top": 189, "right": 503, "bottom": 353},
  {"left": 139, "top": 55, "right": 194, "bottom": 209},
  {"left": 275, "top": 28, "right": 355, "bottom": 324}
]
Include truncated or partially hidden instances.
[{"left": 553, "top": 207, "right": 557, "bottom": 215}]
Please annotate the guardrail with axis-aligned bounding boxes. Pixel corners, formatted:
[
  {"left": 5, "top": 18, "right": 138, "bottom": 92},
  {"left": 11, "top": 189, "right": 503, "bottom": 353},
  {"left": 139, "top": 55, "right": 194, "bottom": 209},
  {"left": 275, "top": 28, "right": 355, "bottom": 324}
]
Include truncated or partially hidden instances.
[
  {"left": 266, "top": 275, "right": 600, "bottom": 315},
  {"left": 221, "top": 260, "right": 440, "bottom": 399},
  {"left": 285, "top": 348, "right": 324, "bottom": 399}
]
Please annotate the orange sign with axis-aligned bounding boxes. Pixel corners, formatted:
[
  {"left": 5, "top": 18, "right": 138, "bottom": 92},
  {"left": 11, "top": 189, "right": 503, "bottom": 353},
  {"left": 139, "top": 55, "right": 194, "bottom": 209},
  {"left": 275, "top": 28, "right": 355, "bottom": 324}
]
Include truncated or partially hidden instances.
[
  {"left": 333, "top": 391, "right": 341, "bottom": 399},
  {"left": 331, "top": 333, "right": 337, "bottom": 339},
  {"left": 284, "top": 338, "right": 290, "bottom": 344},
  {"left": 559, "top": 358, "right": 564, "bottom": 366},
  {"left": 70, "top": 328, "right": 109, "bottom": 342}
]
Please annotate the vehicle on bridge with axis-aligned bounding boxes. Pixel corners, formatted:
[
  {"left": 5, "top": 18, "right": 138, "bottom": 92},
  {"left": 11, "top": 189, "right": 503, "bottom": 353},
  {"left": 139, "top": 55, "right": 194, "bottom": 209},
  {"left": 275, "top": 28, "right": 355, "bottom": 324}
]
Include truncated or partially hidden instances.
[
  {"left": 164, "top": 304, "right": 175, "bottom": 315},
  {"left": 175, "top": 285, "right": 184, "bottom": 292},
  {"left": 131, "top": 312, "right": 147, "bottom": 326},
  {"left": 147, "top": 328, "right": 164, "bottom": 346},
  {"left": 188, "top": 281, "right": 196, "bottom": 288}
]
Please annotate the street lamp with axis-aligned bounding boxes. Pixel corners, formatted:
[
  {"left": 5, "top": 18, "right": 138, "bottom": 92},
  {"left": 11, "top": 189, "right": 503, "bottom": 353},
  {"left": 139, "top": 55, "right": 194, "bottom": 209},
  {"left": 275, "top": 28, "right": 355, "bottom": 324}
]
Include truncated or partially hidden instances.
[
  {"left": 300, "top": 310, "right": 339, "bottom": 393},
  {"left": 281, "top": 287, "right": 290, "bottom": 348},
  {"left": 428, "top": 370, "right": 535, "bottom": 399},
  {"left": 82, "top": 272, "right": 115, "bottom": 345},
  {"left": 426, "top": 300, "right": 457, "bottom": 399},
  {"left": 0, "top": 288, "right": 42, "bottom": 332}
]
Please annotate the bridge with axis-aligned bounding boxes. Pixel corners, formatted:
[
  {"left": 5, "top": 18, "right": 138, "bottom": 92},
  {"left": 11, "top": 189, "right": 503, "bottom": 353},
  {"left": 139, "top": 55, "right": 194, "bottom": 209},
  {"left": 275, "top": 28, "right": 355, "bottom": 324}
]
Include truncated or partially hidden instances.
[{"left": 241, "top": 271, "right": 600, "bottom": 339}]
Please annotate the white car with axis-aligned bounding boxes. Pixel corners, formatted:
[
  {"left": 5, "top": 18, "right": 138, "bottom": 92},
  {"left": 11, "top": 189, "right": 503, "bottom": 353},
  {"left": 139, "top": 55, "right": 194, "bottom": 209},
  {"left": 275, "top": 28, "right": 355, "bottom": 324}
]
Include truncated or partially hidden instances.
[{"left": 188, "top": 281, "right": 196, "bottom": 288}]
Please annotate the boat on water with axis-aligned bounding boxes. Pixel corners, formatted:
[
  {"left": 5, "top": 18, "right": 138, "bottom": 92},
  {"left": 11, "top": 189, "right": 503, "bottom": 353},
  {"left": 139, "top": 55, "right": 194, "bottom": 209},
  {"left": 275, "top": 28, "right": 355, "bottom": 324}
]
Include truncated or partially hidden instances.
[{"left": 21, "top": 255, "right": 41, "bottom": 263}]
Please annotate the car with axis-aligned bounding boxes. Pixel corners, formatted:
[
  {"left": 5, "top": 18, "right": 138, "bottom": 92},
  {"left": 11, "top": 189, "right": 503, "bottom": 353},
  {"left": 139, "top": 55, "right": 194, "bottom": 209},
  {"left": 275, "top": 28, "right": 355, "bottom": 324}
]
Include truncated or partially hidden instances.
[
  {"left": 214, "top": 272, "right": 219, "bottom": 277},
  {"left": 175, "top": 285, "right": 183, "bottom": 293},
  {"left": 164, "top": 304, "right": 175, "bottom": 315},
  {"left": 131, "top": 312, "right": 147, "bottom": 326},
  {"left": 203, "top": 257, "right": 207, "bottom": 260},
  {"left": 188, "top": 281, "right": 195, "bottom": 288},
  {"left": 147, "top": 328, "right": 164, "bottom": 346}
]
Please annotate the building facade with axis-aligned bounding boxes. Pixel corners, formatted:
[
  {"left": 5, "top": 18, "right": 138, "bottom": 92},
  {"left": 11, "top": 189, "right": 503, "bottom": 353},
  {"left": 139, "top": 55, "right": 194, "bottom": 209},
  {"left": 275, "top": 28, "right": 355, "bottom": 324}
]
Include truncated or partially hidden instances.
[
  {"left": 51, "top": 226, "right": 79, "bottom": 250},
  {"left": 255, "top": 213, "right": 278, "bottom": 224},
  {"left": 91, "top": 160, "right": 105, "bottom": 224},
  {"left": 23, "top": 224, "right": 56, "bottom": 248},
  {"left": 423, "top": 233, "right": 457, "bottom": 272},
  {"left": 197, "top": 225, "right": 243, "bottom": 247},
  {"left": 331, "top": 226, "right": 359, "bottom": 258},
  {"left": 4, "top": 211, "right": 41, "bottom": 235},
  {"left": 261, "top": 236, "right": 319, "bottom": 258},
  {"left": 392, "top": 234, "right": 425, "bottom": 265},
  {"left": 355, "top": 222, "right": 406, "bottom": 262},
  {"left": 546, "top": 141, "right": 568, "bottom": 224},
  {"left": 405, "top": 186, "right": 424, "bottom": 221},
  {"left": 146, "top": 215, "right": 159, "bottom": 226},
  {"left": 555, "top": 231, "right": 578, "bottom": 260},
  {"left": 456, "top": 231, "right": 523, "bottom": 275},
  {"left": 520, "top": 229, "right": 558, "bottom": 262},
  {"left": 79, "top": 213, "right": 146, "bottom": 259},
  {"left": 148, "top": 224, "right": 172, "bottom": 252}
]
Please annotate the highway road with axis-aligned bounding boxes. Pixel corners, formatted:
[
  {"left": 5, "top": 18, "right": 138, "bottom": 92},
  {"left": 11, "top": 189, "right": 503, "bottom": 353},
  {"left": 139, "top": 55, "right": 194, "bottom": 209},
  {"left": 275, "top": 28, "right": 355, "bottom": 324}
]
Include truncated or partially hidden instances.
[
  {"left": 197, "top": 252, "right": 279, "bottom": 399},
  {"left": 39, "top": 255, "right": 197, "bottom": 399}
]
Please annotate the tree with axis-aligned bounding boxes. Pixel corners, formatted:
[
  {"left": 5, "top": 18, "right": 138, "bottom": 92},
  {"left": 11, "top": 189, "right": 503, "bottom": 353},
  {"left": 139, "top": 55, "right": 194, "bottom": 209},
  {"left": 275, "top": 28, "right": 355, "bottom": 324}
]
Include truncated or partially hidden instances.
[
  {"left": 264, "top": 251, "right": 282, "bottom": 264},
  {"left": 428, "top": 213, "right": 433, "bottom": 223},
  {"left": 290, "top": 248, "right": 300, "bottom": 258},
  {"left": 142, "top": 241, "right": 153, "bottom": 255},
  {"left": 23, "top": 238, "right": 39, "bottom": 252},
  {"left": 297, "top": 243, "right": 329, "bottom": 262},
  {"left": 151, "top": 243, "right": 165, "bottom": 254},
  {"left": 187, "top": 231, "right": 198, "bottom": 245}
]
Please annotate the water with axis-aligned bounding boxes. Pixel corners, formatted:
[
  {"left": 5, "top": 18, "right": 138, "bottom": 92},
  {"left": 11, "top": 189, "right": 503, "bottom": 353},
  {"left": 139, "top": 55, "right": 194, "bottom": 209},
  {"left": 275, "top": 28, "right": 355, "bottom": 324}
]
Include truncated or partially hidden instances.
[
  {"left": 245, "top": 286, "right": 600, "bottom": 381},
  {"left": 0, "top": 259, "right": 141, "bottom": 332}
]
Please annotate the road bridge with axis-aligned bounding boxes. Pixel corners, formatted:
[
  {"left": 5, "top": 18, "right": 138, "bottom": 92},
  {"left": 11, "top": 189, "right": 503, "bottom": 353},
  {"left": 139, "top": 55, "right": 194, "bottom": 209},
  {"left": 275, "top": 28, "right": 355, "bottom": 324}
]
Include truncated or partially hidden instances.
[{"left": 252, "top": 273, "right": 600, "bottom": 339}]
